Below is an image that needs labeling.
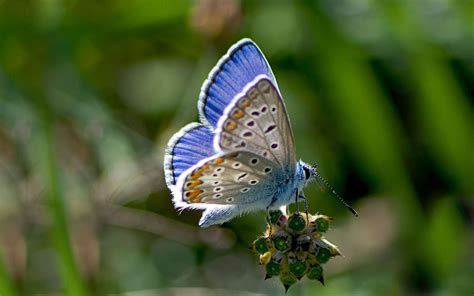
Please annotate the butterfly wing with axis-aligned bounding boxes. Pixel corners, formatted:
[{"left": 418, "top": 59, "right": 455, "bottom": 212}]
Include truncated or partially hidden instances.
[
  {"left": 164, "top": 123, "right": 215, "bottom": 188},
  {"left": 173, "top": 151, "right": 281, "bottom": 209},
  {"left": 198, "top": 39, "right": 277, "bottom": 128},
  {"left": 166, "top": 40, "right": 298, "bottom": 227},
  {"left": 214, "top": 75, "right": 297, "bottom": 175}
]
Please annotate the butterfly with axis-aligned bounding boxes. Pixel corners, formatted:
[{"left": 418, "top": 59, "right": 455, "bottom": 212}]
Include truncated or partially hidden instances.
[{"left": 164, "top": 39, "right": 356, "bottom": 227}]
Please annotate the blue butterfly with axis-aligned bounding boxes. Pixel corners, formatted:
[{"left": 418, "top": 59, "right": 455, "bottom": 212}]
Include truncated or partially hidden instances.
[{"left": 164, "top": 39, "right": 355, "bottom": 227}]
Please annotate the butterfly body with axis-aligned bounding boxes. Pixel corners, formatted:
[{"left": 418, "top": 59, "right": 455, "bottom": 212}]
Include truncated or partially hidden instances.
[{"left": 164, "top": 39, "right": 318, "bottom": 227}]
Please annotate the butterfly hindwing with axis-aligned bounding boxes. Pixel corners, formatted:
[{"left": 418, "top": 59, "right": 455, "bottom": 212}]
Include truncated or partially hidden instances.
[
  {"left": 198, "top": 39, "right": 276, "bottom": 128},
  {"left": 175, "top": 151, "right": 279, "bottom": 206},
  {"left": 164, "top": 123, "right": 214, "bottom": 187},
  {"left": 215, "top": 75, "right": 296, "bottom": 174}
]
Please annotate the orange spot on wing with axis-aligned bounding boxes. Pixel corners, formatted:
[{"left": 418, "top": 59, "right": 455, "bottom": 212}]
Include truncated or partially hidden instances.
[
  {"left": 191, "top": 172, "right": 203, "bottom": 179},
  {"left": 186, "top": 180, "right": 203, "bottom": 189},
  {"left": 185, "top": 189, "right": 204, "bottom": 201},
  {"left": 239, "top": 98, "right": 251, "bottom": 108},
  {"left": 214, "top": 157, "right": 225, "bottom": 164},
  {"left": 194, "top": 164, "right": 209, "bottom": 175},
  {"left": 231, "top": 109, "right": 245, "bottom": 119},
  {"left": 225, "top": 120, "right": 237, "bottom": 131},
  {"left": 248, "top": 88, "right": 259, "bottom": 100}
]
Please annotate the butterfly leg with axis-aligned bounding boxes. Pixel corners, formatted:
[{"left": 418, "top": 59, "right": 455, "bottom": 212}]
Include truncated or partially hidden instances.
[
  {"left": 300, "top": 191, "right": 309, "bottom": 220},
  {"left": 295, "top": 190, "right": 300, "bottom": 213},
  {"left": 198, "top": 205, "right": 239, "bottom": 228}
]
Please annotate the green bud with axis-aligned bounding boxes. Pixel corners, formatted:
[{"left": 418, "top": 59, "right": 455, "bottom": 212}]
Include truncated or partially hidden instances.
[
  {"left": 269, "top": 210, "right": 283, "bottom": 224},
  {"left": 288, "top": 213, "right": 306, "bottom": 232},
  {"left": 273, "top": 233, "right": 290, "bottom": 252},
  {"left": 253, "top": 237, "right": 269, "bottom": 254},
  {"left": 315, "top": 217, "right": 329, "bottom": 232},
  {"left": 280, "top": 272, "right": 297, "bottom": 292},
  {"left": 266, "top": 260, "right": 281, "bottom": 277},
  {"left": 316, "top": 247, "right": 331, "bottom": 264},
  {"left": 289, "top": 260, "right": 307, "bottom": 278},
  {"left": 307, "top": 264, "right": 323, "bottom": 280}
]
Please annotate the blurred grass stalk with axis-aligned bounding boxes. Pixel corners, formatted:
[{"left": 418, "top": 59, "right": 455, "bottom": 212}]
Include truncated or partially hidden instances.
[
  {"left": 299, "top": 0, "right": 423, "bottom": 240},
  {"left": 411, "top": 55, "right": 472, "bottom": 193},
  {"left": 386, "top": 0, "right": 473, "bottom": 194},
  {"left": 0, "top": 255, "right": 15, "bottom": 296},
  {"left": 385, "top": 1, "right": 473, "bottom": 287},
  {"left": 40, "top": 118, "right": 88, "bottom": 295}
]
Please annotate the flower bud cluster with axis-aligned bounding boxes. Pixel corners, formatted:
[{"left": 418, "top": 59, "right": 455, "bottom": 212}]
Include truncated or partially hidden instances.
[{"left": 251, "top": 210, "right": 341, "bottom": 291}]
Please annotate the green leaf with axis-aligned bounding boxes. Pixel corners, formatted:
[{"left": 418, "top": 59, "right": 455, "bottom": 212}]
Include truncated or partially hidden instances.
[{"left": 422, "top": 197, "right": 467, "bottom": 282}]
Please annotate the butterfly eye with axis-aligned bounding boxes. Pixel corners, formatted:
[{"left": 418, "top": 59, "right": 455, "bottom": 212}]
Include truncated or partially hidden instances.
[{"left": 303, "top": 166, "right": 311, "bottom": 180}]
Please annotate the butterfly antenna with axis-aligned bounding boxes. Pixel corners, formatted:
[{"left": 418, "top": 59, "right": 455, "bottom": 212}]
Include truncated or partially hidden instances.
[{"left": 314, "top": 170, "right": 358, "bottom": 217}]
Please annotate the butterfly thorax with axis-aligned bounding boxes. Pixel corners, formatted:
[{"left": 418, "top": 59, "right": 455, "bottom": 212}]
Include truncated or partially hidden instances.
[{"left": 268, "top": 160, "right": 314, "bottom": 209}]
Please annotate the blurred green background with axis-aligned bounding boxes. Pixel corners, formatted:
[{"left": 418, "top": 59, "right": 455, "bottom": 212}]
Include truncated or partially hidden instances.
[{"left": 0, "top": 0, "right": 472, "bottom": 295}]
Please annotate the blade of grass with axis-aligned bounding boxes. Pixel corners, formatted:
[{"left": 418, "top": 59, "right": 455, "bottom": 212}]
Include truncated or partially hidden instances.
[
  {"left": 40, "top": 118, "right": 88, "bottom": 296},
  {"left": 1, "top": 72, "right": 88, "bottom": 295},
  {"left": 0, "top": 255, "right": 16, "bottom": 296}
]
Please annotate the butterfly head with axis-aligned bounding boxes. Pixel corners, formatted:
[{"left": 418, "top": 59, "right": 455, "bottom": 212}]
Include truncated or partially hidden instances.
[{"left": 298, "top": 160, "right": 317, "bottom": 187}]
